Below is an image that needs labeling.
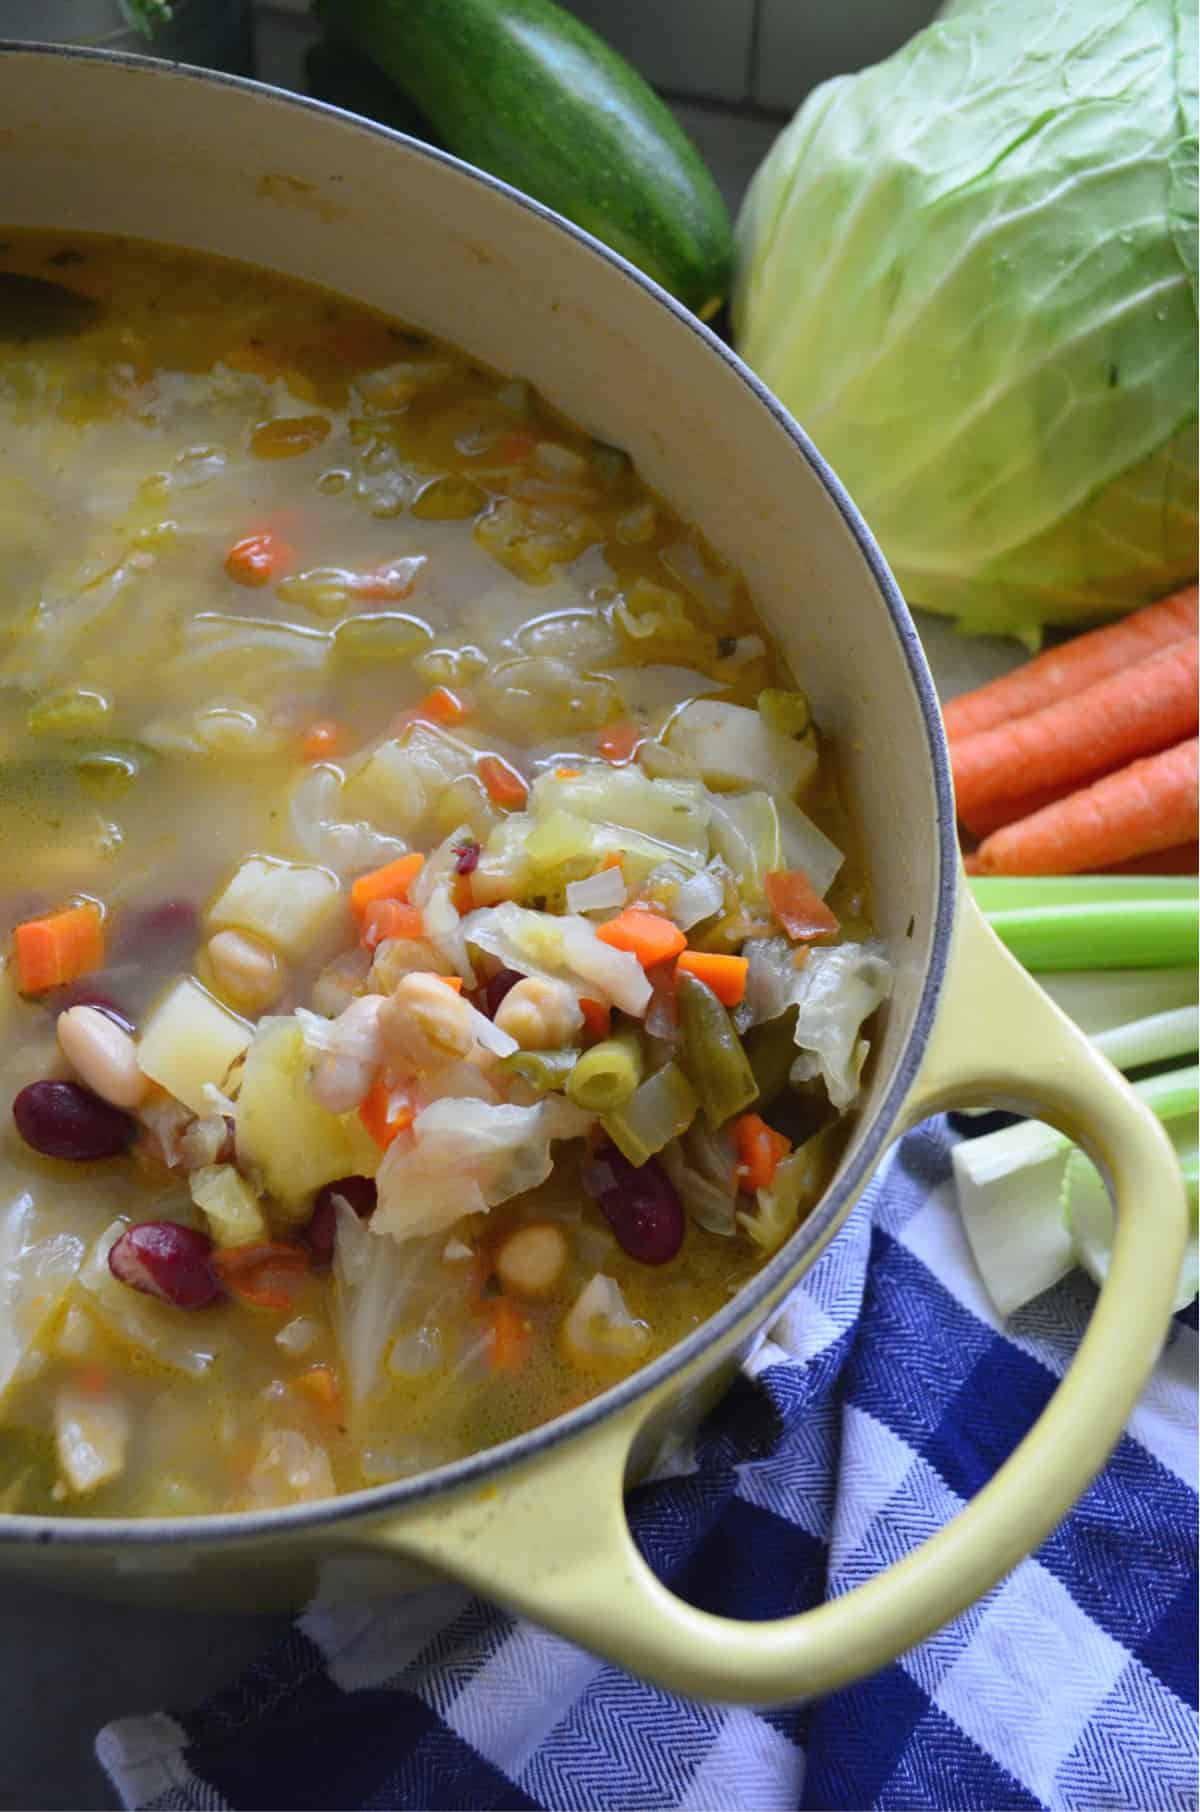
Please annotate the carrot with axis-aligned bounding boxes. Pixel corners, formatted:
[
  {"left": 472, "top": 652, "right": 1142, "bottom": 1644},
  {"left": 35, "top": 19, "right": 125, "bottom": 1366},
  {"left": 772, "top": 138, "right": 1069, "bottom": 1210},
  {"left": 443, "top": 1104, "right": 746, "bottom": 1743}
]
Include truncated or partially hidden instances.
[
  {"left": 438, "top": 976, "right": 465, "bottom": 993},
  {"left": 974, "top": 738, "right": 1199, "bottom": 876},
  {"left": 487, "top": 1295, "right": 532, "bottom": 1372},
  {"left": 224, "top": 529, "right": 292, "bottom": 588},
  {"left": 676, "top": 949, "right": 749, "bottom": 1006},
  {"left": 1101, "top": 842, "right": 1198, "bottom": 876},
  {"left": 555, "top": 766, "right": 582, "bottom": 779},
  {"left": 359, "top": 1076, "right": 415, "bottom": 1148},
  {"left": 418, "top": 686, "right": 468, "bottom": 726},
  {"left": 452, "top": 872, "right": 475, "bottom": 916},
  {"left": 597, "top": 719, "right": 641, "bottom": 764},
  {"left": 943, "top": 585, "right": 1199, "bottom": 741},
  {"left": 212, "top": 1242, "right": 309, "bottom": 1311},
  {"left": 350, "top": 852, "right": 425, "bottom": 922},
  {"left": 13, "top": 902, "right": 105, "bottom": 995},
  {"left": 764, "top": 870, "right": 839, "bottom": 941},
  {"left": 361, "top": 899, "right": 425, "bottom": 950},
  {"left": 951, "top": 639, "right": 1198, "bottom": 821},
  {"left": 478, "top": 754, "right": 530, "bottom": 810},
  {"left": 292, "top": 1363, "right": 341, "bottom": 1414},
  {"left": 595, "top": 907, "right": 687, "bottom": 967},
  {"left": 601, "top": 853, "right": 624, "bottom": 873},
  {"left": 957, "top": 778, "right": 1081, "bottom": 840},
  {"left": 734, "top": 1113, "right": 792, "bottom": 1192},
  {"left": 301, "top": 719, "right": 344, "bottom": 762},
  {"left": 578, "top": 997, "right": 611, "bottom": 1044}
]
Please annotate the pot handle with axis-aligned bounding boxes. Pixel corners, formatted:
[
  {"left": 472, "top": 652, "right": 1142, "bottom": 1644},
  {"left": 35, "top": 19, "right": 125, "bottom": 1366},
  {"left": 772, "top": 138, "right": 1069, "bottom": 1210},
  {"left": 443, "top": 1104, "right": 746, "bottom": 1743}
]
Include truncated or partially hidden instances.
[{"left": 360, "top": 891, "right": 1187, "bottom": 1702}]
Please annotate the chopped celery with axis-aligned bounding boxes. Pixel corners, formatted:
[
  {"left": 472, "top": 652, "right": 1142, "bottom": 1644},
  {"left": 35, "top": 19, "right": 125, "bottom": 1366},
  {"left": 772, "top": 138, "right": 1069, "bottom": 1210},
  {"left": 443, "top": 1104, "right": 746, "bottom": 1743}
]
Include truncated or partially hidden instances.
[
  {"left": 955, "top": 1064, "right": 1199, "bottom": 1318},
  {"left": 498, "top": 1047, "right": 580, "bottom": 1095},
  {"left": 602, "top": 1061, "right": 698, "bottom": 1166},
  {"left": 567, "top": 1029, "right": 645, "bottom": 1113},
  {"left": 189, "top": 1164, "right": 268, "bottom": 1248},
  {"left": 676, "top": 969, "right": 757, "bottom": 1129},
  {"left": 972, "top": 876, "right": 1198, "bottom": 970}
]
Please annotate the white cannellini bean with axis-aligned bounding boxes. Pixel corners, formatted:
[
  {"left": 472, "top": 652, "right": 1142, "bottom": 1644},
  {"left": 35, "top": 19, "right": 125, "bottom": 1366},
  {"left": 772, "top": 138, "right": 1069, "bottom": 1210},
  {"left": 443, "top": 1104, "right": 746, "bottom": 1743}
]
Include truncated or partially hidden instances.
[
  {"left": 57, "top": 1005, "right": 147, "bottom": 1109},
  {"left": 493, "top": 976, "right": 583, "bottom": 1051},
  {"left": 206, "top": 929, "right": 284, "bottom": 1015}
]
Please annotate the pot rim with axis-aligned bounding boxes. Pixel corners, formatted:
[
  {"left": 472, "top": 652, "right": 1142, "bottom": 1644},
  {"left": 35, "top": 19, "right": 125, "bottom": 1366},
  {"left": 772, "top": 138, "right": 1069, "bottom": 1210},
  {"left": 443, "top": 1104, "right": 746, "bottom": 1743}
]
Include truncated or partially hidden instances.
[{"left": 0, "top": 41, "right": 959, "bottom": 1548}]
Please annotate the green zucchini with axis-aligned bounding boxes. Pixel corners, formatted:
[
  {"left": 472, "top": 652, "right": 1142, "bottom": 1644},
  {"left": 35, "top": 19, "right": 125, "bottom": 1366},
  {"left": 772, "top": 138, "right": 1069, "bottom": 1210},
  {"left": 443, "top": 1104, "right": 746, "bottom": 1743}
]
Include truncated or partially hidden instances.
[{"left": 327, "top": 0, "right": 734, "bottom": 317}]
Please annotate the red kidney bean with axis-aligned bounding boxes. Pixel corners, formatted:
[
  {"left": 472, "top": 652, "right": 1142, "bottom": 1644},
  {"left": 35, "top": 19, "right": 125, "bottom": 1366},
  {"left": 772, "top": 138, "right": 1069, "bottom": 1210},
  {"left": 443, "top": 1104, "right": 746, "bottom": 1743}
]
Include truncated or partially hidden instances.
[
  {"left": 304, "top": 1175, "right": 377, "bottom": 1267},
  {"left": 44, "top": 982, "right": 133, "bottom": 1031},
  {"left": 108, "top": 1220, "right": 221, "bottom": 1309},
  {"left": 453, "top": 839, "right": 481, "bottom": 875},
  {"left": 116, "top": 899, "right": 198, "bottom": 962},
  {"left": 13, "top": 1080, "right": 136, "bottom": 1161},
  {"left": 483, "top": 967, "right": 522, "bottom": 1019},
  {"left": 582, "top": 1142, "right": 685, "bottom": 1265}
]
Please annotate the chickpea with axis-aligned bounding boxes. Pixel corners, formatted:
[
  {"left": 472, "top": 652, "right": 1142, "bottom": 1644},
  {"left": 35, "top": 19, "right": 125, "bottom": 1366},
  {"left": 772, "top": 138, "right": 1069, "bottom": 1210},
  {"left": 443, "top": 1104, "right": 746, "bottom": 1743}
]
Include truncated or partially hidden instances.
[
  {"left": 206, "top": 929, "right": 284, "bottom": 1015},
  {"left": 493, "top": 976, "right": 583, "bottom": 1051},
  {"left": 495, "top": 1222, "right": 569, "bottom": 1300},
  {"left": 379, "top": 970, "right": 477, "bottom": 1068},
  {"left": 369, "top": 936, "right": 455, "bottom": 996}
]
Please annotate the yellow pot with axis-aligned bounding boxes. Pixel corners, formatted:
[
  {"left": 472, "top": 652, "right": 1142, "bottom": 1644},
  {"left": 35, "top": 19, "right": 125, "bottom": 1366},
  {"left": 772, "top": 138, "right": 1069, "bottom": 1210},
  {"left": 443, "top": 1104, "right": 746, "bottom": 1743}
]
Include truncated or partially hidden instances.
[{"left": 0, "top": 43, "right": 1186, "bottom": 1703}]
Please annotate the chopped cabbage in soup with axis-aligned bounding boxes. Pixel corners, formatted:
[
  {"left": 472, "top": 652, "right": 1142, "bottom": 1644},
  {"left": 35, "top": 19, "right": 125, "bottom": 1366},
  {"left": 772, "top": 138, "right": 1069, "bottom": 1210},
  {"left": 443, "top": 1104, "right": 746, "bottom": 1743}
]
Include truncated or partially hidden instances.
[{"left": 0, "top": 235, "right": 889, "bottom": 1517}]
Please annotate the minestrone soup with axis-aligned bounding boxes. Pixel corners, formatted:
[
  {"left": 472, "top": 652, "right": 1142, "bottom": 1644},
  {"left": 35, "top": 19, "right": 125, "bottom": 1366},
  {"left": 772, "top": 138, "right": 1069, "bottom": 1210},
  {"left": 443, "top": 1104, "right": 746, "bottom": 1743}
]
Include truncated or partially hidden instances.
[{"left": 0, "top": 234, "right": 890, "bottom": 1516}]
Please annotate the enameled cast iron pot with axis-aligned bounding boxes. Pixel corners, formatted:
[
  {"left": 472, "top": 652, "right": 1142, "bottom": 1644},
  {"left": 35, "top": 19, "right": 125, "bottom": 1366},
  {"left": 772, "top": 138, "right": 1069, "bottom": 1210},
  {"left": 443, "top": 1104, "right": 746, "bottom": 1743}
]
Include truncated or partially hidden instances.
[{"left": 0, "top": 45, "right": 1187, "bottom": 1705}]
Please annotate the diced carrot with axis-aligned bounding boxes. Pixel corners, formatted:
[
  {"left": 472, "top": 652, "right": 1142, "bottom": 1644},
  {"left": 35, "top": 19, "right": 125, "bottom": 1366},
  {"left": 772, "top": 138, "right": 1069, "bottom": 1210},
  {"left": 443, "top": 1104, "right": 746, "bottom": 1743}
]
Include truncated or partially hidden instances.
[
  {"left": 361, "top": 899, "right": 425, "bottom": 950},
  {"left": 734, "top": 1113, "right": 792, "bottom": 1192},
  {"left": 601, "top": 853, "right": 624, "bottom": 872},
  {"left": 438, "top": 976, "right": 464, "bottom": 993},
  {"left": 293, "top": 1363, "right": 341, "bottom": 1414},
  {"left": 212, "top": 1242, "right": 309, "bottom": 1312},
  {"left": 419, "top": 686, "right": 468, "bottom": 726},
  {"left": 595, "top": 907, "right": 686, "bottom": 968},
  {"left": 495, "top": 429, "right": 537, "bottom": 464},
  {"left": 359, "top": 1076, "right": 415, "bottom": 1149},
  {"left": 487, "top": 1295, "right": 532, "bottom": 1372},
  {"left": 597, "top": 719, "right": 641, "bottom": 764},
  {"left": 951, "top": 639, "right": 1198, "bottom": 822},
  {"left": 479, "top": 754, "right": 530, "bottom": 810},
  {"left": 555, "top": 767, "right": 582, "bottom": 779},
  {"left": 943, "top": 586, "right": 1199, "bottom": 740},
  {"left": 224, "top": 529, "right": 291, "bottom": 588},
  {"left": 13, "top": 902, "right": 105, "bottom": 996},
  {"left": 764, "top": 870, "right": 840, "bottom": 942},
  {"left": 578, "top": 998, "right": 611, "bottom": 1044},
  {"left": 452, "top": 871, "right": 475, "bottom": 916},
  {"left": 675, "top": 949, "right": 749, "bottom": 1006},
  {"left": 301, "top": 719, "right": 344, "bottom": 762},
  {"left": 973, "top": 738, "right": 1199, "bottom": 876},
  {"left": 350, "top": 853, "right": 425, "bottom": 922}
]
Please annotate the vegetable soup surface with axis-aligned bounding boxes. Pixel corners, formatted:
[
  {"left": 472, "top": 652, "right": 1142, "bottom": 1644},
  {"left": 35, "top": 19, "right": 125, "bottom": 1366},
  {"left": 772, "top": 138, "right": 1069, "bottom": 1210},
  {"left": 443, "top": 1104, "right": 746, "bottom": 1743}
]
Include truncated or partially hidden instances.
[{"left": 0, "top": 234, "right": 891, "bottom": 1517}]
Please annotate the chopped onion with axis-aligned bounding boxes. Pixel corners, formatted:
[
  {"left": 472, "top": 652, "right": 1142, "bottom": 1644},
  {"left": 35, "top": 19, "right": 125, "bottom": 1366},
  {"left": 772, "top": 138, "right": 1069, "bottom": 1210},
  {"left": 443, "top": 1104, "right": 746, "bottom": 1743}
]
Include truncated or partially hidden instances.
[
  {"left": 671, "top": 865, "right": 726, "bottom": 931},
  {"left": 566, "top": 868, "right": 627, "bottom": 914}
]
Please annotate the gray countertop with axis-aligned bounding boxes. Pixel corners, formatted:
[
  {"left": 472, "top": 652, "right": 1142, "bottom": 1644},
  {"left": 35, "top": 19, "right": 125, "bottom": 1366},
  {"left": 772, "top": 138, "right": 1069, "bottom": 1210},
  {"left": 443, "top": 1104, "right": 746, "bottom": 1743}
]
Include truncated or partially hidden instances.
[{"left": 1, "top": 10, "right": 1019, "bottom": 1808}]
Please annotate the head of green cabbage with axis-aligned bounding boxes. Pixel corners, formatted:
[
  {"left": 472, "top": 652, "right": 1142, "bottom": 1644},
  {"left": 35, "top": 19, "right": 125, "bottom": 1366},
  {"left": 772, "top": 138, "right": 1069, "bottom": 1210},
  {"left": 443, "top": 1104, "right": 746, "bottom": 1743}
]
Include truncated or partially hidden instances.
[{"left": 734, "top": 0, "right": 1198, "bottom": 644}]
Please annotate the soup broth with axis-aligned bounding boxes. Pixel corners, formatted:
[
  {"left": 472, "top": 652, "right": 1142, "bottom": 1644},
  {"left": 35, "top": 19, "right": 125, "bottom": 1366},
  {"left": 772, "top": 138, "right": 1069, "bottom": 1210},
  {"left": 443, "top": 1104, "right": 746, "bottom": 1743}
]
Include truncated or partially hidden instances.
[{"left": 0, "top": 234, "right": 889, "bottom": 1517}]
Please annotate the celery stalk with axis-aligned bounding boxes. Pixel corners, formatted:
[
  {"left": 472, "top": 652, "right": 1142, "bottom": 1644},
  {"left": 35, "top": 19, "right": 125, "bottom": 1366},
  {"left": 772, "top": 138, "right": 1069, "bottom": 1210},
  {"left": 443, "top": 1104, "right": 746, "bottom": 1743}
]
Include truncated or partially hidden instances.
[
  {"left": 1093, "top": 1006, "right": 1199, "bottom": 1071},
  {"left": 955, "top": 1064, "right": 1199, "bottom": 1318},
  {"left": 975, "top": 889, "right": 1198, "bottom": 970},
  {"left": 1033, "top": 968, "right": 1197, "bottom": 1037}
]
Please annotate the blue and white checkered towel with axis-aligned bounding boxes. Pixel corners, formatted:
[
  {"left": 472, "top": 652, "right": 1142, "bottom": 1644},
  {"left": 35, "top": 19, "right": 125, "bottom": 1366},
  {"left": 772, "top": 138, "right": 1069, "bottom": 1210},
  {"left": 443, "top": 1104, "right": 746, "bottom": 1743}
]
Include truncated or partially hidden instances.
[{"left": 97, "top": 1119, "right": 1198, "bottom": 1811}]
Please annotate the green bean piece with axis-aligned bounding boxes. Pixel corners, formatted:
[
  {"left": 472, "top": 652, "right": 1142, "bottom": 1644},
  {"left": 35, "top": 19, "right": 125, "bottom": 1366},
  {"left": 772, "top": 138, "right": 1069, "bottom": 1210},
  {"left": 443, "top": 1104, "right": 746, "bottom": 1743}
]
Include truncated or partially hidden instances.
[
  {"left": 743, "top": 1006, "right": 799, "bottom": 1110},
  {"left": 601, "top": 1061, "right": 698, "bottom": 1167},
  {"left": 566, "top": 1028, "right": 645, "bottom": 1113},
  {"left": 497, "top": 1046, "right": 580, "bottom": 1095},
  {"left": 676, "top": 968, "right": 758, "bottom": 1130}
]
